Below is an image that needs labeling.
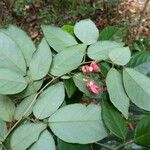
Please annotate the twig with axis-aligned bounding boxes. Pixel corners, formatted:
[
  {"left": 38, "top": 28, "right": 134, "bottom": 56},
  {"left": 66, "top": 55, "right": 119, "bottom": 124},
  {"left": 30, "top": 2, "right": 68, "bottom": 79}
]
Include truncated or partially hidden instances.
[
  {"left": 136, "top": 0, "right": 150, "bottom": 40},
  {"left": 95, "top": 142, "right": 114, "bottom": 150},
  {"left": 114, "top": 138, "right": 134, "bottom": 150},
  {"left": 3, "top": 77, "right": 59, "bottom": 141}
]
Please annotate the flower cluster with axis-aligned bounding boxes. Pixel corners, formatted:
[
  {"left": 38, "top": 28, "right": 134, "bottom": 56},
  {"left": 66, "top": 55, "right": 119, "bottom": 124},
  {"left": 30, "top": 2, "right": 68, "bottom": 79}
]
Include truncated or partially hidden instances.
[
  {"left": 82, "top": 61, "right": 100, "bottom": 74},
  {"left": 82, "top": 61, "right": 103, "bottom": 95}
]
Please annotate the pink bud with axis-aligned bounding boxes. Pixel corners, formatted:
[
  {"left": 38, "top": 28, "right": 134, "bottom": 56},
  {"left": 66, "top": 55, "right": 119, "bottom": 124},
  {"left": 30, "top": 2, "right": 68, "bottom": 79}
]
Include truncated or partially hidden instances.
[
  {"left": 86, "top": 81, "right": 101, "bottom": 95},
  {"left": 82, "top": 65, "right": 93, "bottom": 74},
  {"left": 90, "top": 61, "right": 100, "bottom": 72}
]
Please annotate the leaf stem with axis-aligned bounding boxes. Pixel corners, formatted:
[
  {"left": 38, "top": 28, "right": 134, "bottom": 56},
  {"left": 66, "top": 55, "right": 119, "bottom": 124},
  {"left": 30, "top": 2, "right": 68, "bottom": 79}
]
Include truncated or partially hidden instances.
[
  {"left": 3, "top": 76, "right": 59, "bottom": 141},
  {"left": 114, "top": 138, "right": 134, "bottom": 150},
  {"left": 95, "top": 142, "right": 114, "bottom": 150}
]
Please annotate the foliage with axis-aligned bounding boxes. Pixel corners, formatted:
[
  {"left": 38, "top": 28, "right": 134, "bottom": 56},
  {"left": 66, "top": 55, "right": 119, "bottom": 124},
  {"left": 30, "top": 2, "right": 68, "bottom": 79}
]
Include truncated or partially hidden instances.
[{"left": 0, "top": 19, "right": 150, "bottom": 150}]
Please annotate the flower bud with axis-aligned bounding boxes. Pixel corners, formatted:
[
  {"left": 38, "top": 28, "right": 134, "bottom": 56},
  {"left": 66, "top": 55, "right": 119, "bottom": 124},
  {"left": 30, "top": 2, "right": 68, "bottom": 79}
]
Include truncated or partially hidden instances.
[
  {"left": 90, "top": 61, "right": 100, "bottom": 72},
  {"left": 86, "top": 81, "right": 101, "bottom": 95}
]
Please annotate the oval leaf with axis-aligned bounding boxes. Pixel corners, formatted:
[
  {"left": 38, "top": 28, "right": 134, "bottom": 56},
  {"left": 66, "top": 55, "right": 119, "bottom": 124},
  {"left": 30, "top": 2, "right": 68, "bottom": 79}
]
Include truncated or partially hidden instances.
[
  {"left": 41, "top": 25, "right": 77, "bottom": 52},
  {"left": 87, "top": 41, "right": 124, "bottom": 61},
  {"left": 106, "top": 68, "right": 129, "bottom": 119},
  {"left": 33, "top": 82, "right": 65, "bottom": 119},
  {"left": 0, "top": 32, "right": 26, "bottom": 75},
  {"left": 0, "top": 95, "right": 15, "bottom": 122},
  {"left": 128, "top": 51, "right": 150, "bottom": 74},
  {"left": 30, "top": 38, "right": 52, "bottom": 80},
  {"left": 109, "top": 47, "right": 131, "bottom": 66},
  {"left": 30, "top": 130, "right": 55, "bottom": 150},
  {"left": 50, "top": 44, "right": 86, "bottom": 76},
  {"left": 102, "top": 101, "right": 128, "bottom": 140},
  {"left": 10, "top": 123, "right": 46, "bottom": 150},
  {"left": 1, "top": 25, "right": 36, "bottom": 66},
  {"left": 0, "top": 69, "right": 27, "bottom": 95},
  {"left": 14, "top": 94, "right": 35, "bottom": 120},
  {"left": 135, "top": 115, "right": 150, "bottom": 147},
  {"left": 74, "top": 19, "right": 99, "bottom": 45},
  {"left": 49, "top": 104, "right": 107, "bottom": 144},
  {"left": 123, "top": 68, "right": 150, "bottom": 111}
]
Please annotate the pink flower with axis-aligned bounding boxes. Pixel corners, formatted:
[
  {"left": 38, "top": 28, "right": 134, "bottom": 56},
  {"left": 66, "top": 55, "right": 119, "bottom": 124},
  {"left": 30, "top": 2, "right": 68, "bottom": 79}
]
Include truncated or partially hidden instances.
[
  {"left": 90, "top": 61, "right": 100, "bottom": 72},
  {"left": 82, "top": 65, "right": 93, "bottom": 74},
  {"left": 86, "top": 81, "right": 101, "bottom": 95}
]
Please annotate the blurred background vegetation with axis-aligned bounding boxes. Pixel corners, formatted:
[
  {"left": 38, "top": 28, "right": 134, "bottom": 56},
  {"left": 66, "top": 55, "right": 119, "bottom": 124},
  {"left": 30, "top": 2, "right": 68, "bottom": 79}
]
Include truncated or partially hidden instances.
[{"left": 0, "top": 0, "right": 149, "bottom": 45}]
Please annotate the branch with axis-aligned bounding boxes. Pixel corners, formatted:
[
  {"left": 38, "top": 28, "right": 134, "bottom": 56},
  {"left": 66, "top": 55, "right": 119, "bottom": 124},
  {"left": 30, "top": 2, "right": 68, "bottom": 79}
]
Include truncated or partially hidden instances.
[
  {"left": 114, "top": 138, "right": 134, "bottom": 150},
  {"left": 3, "top": 76, "right": 59, "bottom": 141},
  {"left": 136, "top": 0, "right": 150, "bottom": 40}
]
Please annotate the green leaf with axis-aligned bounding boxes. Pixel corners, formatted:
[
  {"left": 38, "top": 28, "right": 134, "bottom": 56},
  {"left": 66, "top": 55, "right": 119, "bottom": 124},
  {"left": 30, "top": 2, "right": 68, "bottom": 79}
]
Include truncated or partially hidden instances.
[
  {"left": 41, "top": 25, "right": 77, "bottom": 52},
  {"left": 1, "top": 25, "right": 36, "bottom": 66},
  {"left": 73, "top": 73, "right": 103, "bottom": 99},
  {"left": 106, "top": 68, "right": 129, "bottom": 119},
  {"left": 0, "top": 69, "right": 27, "bottom": 95},
  {"left": 58, "top": 138, "right": 91, "bottom": 150},
  {"left": 33, "top": 82, "right": 65, "bottom": 119},
  {"left": 14, "top": 94, "right": 35, "bottom": 120},
  {"left": 30, "top": 38, "right": 52, "bottom": 80},
  {"left": 62, "top": 25, "right": 74, "bottom": 35},
  {"left": 87, "top": 41, "right": 124, "bottom": 61},
  {"left": 64, "top": 78, "right": 76, "bottom": 98},
  {"left": 29, "top": 130, "right": 55, "bottom": 150},
  {"left": 135, "top": 115, "right": 150, "bottom": 147},
  {"left": 109, "top": 47, "right": 131, "bottom": 66},
  {"left": 0, "top": 119, "right": 7, "bottom": 141},
  {"left": 0, "top": 32, "right": 26, "bottom": 75},
  {"left": 74, "top": 19, "right": 99, "bottom": 45},
  {"left": 102, "top": 101, "right": 128, "bottom": 140},
  {"left": 50, "top": 44, "right": 86, "bottom": 76},
  {"left": 49, "top": 104, "right": 107, "bottom": 144},
  {"left": 99, "top": 26, "right": 122, "bottom": 41},
  {"left": 123, "top": 68, "right": 150, "bottom": 111},
  {"left": 0, "top": 95, "right": 15, "bottom": 122},
  {"left": 13, "top": 79, "right": 43, "bottom": 99},
  {"left": 99, "top": 62, "right": 111, "bottom": 77},
  {"left": 10, "top": 123, "right": 46, "bottom": 150},
  {"left": 128, "top": 51, "right": 150, "bottom": 74}
]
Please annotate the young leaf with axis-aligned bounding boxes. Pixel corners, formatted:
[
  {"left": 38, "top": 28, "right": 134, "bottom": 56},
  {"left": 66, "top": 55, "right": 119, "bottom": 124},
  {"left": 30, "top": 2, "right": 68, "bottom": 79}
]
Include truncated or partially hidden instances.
[
  {"left": 58, "top": 138, "right": 92, "bottom": 150},
  {"left": 0, "top": 95, "right": 15, "bottom": 122},
  {"left": 102, "top": 101, "right": 128, "bottom": 140},
  {"left": 14, "top": 94, "right": 36, "bottom": 120},
  {"left": 0, "top": 119, "right": 7, "bottom": 141},
  {"left": 128, "top": 51, "right": 150, "bottom": 74},
  {"left": 106, "top": 68, "right": 129, "bottom": 119},
  {"left": 0, "top": 69, "right": 27, "bottom": 95},
  {"left": 50, "top": 44, "right": 86, "bottom": 76},
  {"left": 33, "top": 82, "right": 65, "bottom": 119},
  {"left": 87, "top": 41, "right": 124, "bottom": 61},
  {"left": 123, "top": 68, "right": 150, "bottom": 111},
  {"left": 109, "top": 47, "right": 131, "bottom": 66},
  {"left": 1, "top": 25, "right": 36, "bottom": 66},
  {"left": 64, "top": 78, "right": 76, "bottom": 98},
  {"left": 0, "top": 32, "right": 26, "bottom": 75},
  {"left": 135, "top": 115, "right": 150, "bottom": 147},
  {"left": 62, "top": 25, "right": 74, "bottom": 35},
  {"left": 99, "top": 26, "right": 122, "bottom": 41},
  {"left": 30, "top": 38, "right": 52, "bottom": 80},
  {"left": 41, "top": 25, "right": 77, "bottom": 52},
  {"left": 10, "top": 123, "right": 46, "bottom": 150},
  {"left": 74, "top": 19, "right": 99, "bottom": 45},
  {"left": 29, "top": 130, "right": 55, "bottom": 150},
  {"left": 49, "top": 104, "right": 107, "bottom": 144}
]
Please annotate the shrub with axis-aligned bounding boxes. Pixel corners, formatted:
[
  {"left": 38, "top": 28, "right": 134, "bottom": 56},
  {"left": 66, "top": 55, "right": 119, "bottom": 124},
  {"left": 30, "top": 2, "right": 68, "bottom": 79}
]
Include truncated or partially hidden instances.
[{"left": 0, "top": 19, "right": 149, "bottom": 149}]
